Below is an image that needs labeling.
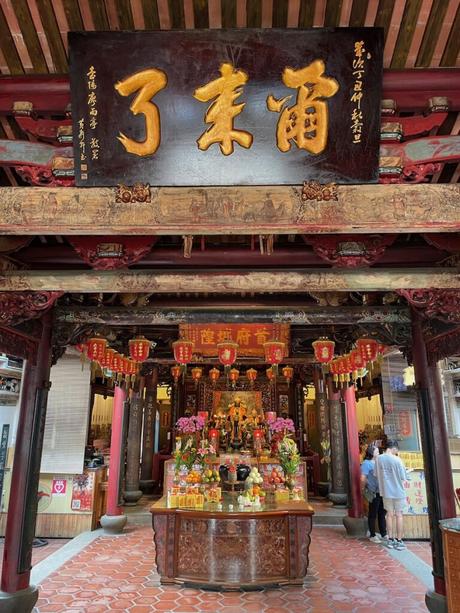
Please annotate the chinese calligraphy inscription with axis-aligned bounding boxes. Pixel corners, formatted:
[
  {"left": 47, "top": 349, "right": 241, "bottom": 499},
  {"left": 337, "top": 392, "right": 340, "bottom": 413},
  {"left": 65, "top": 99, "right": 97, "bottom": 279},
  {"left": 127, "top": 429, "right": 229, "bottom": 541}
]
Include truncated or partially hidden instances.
[
  {"left": 267, "top": 60, "right": 339, "bottom": 154},
  {"left": 194, "top": 63, "right": 253, "bottom": 155}
]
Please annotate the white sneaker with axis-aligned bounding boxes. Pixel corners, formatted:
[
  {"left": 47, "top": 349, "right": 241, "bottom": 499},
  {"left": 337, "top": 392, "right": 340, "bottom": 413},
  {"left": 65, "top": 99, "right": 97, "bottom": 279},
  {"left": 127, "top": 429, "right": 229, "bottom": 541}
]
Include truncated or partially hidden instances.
[
  {"left": 395, "top": 539, "right": 406, "bottom": 550},
  {"left": 369, "top": 535, "right": 381, "bottom": 543}
]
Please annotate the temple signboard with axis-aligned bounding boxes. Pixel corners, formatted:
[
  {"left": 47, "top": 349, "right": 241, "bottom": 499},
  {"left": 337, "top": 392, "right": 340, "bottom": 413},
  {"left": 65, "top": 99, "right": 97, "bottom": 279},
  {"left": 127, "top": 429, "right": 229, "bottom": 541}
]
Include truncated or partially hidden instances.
[{"left": 69, "top": 29, "right": 383, "bottom": 187}]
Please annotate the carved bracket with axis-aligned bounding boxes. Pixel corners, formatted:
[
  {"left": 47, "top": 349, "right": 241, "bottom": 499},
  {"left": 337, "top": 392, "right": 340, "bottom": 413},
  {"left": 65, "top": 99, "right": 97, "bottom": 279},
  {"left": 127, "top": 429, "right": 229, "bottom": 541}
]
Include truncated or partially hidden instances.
[
  {"left": 302, "top": 234, "right": 396, "bottom": 268},
  {"left": 68, "top": 236, "right": 156, "bottom": 270},
  {"left": 0, "top": 326, "right": 38, "bottom": 363},
  {"left": 0, "top": 291, "right": 62, "bottom": 327},
  {"left": 398, "top": 289, "right": 460, "bottom": 324}
]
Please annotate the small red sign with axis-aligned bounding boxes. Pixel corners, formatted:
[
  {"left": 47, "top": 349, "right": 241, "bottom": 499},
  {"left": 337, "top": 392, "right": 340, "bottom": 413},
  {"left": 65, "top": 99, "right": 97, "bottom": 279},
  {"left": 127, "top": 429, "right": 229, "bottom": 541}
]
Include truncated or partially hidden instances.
[{"left": 52, "top": 479, "right": 67, "bottom": 496}]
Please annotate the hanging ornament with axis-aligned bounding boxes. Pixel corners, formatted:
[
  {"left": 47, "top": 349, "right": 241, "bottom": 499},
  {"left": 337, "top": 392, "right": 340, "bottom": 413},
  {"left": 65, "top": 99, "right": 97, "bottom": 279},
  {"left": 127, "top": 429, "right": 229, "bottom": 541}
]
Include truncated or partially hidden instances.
[
  {"left": 86, "top": 337, "right": 108, "bottom": 362},
  {"left": 229, "top": 367, "right": 240, "bottom": 389},
  {"left": 312, "top": 337, "right": 335, "bottom": 364},
  {"left": 329, "top": 359, "right": 340, "bottom": 384},
  {"left": 111, "top": 353, "right": 125, "bottom": 383},
  {"left": 191, "top": 366, "right": 203, "bottom": 388},
  {"left": 282, "top": 365, "right": 294, "bottom": 386},
  {"left": 246, "top": 368, "right": 257, "bottom": 388},
  {"left": 172, "top": 339, "right": 194, "bottom": 378},
  {"left": 99, "top": 347, "right": 114, "bottom": 369},
  {"left": 129, "top": 335, "right": 153, "bottom": 362},
  {"left": 171, "top": 364, "right": 182, "bottom": 386},
  {"left": 350, "top": 348, "right": 366, "bottom": 382},
  {"left": 336, "top": 356, "right": 350, "bottom": 387},
  {"left": 356, "top": 338, "right": 379, "bottom": 365},
  {"left": 217, "top": 341, "right": 238, "bottom": 375},
  {"left": 208, "top": 367, "right": 220, "bottom": 386},
  {"left": 266, "top": 367, "right": 276, "bottom": 384},
  {"left": 263, "top": 340, "right": 285, "bottom": 375}
]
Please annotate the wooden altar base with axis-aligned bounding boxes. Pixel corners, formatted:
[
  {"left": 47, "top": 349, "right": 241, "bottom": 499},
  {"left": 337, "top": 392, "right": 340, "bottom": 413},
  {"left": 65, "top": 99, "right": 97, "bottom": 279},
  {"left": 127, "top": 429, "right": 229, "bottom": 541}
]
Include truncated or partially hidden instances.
[{"left": 151, "top": 498, "right": 314, "bottom": 590}]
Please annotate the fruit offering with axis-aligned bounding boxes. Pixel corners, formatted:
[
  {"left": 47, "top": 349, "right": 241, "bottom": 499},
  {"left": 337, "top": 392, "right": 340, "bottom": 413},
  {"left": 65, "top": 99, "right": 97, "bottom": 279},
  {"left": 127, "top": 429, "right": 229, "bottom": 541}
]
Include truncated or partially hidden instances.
[
  {"left": 245, "top": 467, "right": 263, "bottom": 486},
  {"left": 202, "top": 468, "right": 220, "bottom": 483},
  {"left": 185, "top": 469, "right": 202, "bottom": 484},
  {"left": 268, "top": 467, "right": 285, "bottom": 486}
]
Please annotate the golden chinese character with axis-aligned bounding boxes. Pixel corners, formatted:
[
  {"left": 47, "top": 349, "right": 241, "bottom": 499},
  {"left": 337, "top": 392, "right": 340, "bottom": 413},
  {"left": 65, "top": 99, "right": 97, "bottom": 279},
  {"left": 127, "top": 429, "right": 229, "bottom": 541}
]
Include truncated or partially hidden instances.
[
  {"left": 267, "top": 60, "right": 339, "bottom": 155},
  {"left": 236, "top": 328, "right": 252, "bottom": 346},
  {"left": 254, "top": 327, "right": 270, "bottom": 345},
  {"left": 193, "top": 63, "right": 253, "bottom": 155},
  {"left": 217, "top": 329, "right": 233, "bottom": 343},
  {"left": 200, "top": 329, "right": 215, "bottom": 344},
  {"left": 114, "top": 68, "right": 168, "bottom": 157}
]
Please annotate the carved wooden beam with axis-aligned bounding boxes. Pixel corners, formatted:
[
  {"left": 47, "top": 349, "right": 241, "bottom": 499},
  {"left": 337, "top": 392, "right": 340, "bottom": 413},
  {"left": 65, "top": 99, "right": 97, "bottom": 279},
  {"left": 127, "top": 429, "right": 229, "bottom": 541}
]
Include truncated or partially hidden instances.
[
  {"left": 398, "top": 289, "right": 460, "bottom": 324},
  {"left": 0, "top": 291, "right": 63, "bottom": 326},
  {"left": 54, "top": 305, "right": 411, "bottom": 326},
  {"left": 0, "top": 184, "right": 459, "bottom": 235},
  {"left": 0, "top": 269, "right": 458, "bottom": 293}
]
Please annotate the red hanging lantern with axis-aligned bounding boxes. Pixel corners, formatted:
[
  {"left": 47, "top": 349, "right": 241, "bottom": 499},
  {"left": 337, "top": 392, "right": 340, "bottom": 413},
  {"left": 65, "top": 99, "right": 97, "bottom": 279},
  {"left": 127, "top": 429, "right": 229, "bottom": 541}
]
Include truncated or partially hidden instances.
[
  {"left": 378, "top": 343, "right": 387, "bottom": 359},
  {"left": 86, "top": 337, "right": 107, "bottom": 362},
  {"left": 191, "top": 366, "right": 203, "bottom": 388},
  {"left": 246, "top": 368, "right": 257, "bottom": 387},
  {"left": 356, "top": 338, "right": 379, "bottom": 364},
  {"left": 336, "top": 356, "right": 351, "bottom": 386},
  {"left": 263, "top": 340, "right": 285, "bottom": 375},
  {"left": 217, "top": 341, "right": 238, "bottom": 374},
  {"left": 229, "top": 368, "right": 240, "bottom": 388},
  {"left": 282, "top": 365, "right": 294, "bottom": 386},
  {"left": 129, "top": 335, "right": 152, "bottom": 362},
  {"left": 350, "top": 348, "right": 365, "bottom": 381},
  {"left": 329, "top": 359, "right": 340, "bottom": 384},
  {"left": 99, "top": 347, "right": 115, "bottom": 370},
  {"left": 111, "top": 352, "right": 124, "bottom": 373},
  {"left": 172, "top": 339, "right": 194, "bottom": 364},
  {"left": 312, "top": 337, "right": 335, "bottom": 364},
  {"left": 266, "top": 367, "right": 276, "bottom": 384},
  {"left": 208, "top": 367, "right": 220, "bottom": 386},
  {"left": 171, "top": 364, "right": 181, "bottom": 386}
]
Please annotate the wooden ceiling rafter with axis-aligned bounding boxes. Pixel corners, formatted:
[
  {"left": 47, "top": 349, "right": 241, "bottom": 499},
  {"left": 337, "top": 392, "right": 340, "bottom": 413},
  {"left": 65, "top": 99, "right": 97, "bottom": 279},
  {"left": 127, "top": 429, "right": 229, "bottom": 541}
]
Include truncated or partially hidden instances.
[{"left": 0, "top": 0, "right": 459, "bottom": 77}]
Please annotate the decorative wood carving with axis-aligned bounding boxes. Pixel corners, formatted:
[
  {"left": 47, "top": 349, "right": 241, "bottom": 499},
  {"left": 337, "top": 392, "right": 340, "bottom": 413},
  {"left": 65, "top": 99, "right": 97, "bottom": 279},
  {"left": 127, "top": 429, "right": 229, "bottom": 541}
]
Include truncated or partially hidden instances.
[
  {"left": 0, "top": 326, "right": 38, "bottom": 362},
  {"left": 0, "top": 184, "right": 459, "bottom": 235},
  {"left": 54, "top": 305, "right": 411, "bottom": 326},
  {"left": 380, "top": 136, "right": 460, "bottom": 170},
  {"left": 115, "top": 184, "right": 152, "bottom": 203},
  {"left": 68, "top": 236, "right": 156, "bottom": 270},
  {"left": 13, "top": 113, "right": 72, "bottom": 144},
  {"left": 426, "top": 327, "right": 460, "bottom": 364},
  {"left": 398, "top": 290, "right": 460, "bottom": 324},
  {"left": 151, "top": 505, "right": 313, "bottom": 588},
  {"left": 303, "top": 234, "right": 396, "bottom": 268},
  {"left": 301, "top": 181, "right": 338, "bottom": 202},
  {"left": 0, "top": 269, "right": 458, "bottom": 293},
  {"left": 13, "top": 164, "right": 74, "bottom": 187},
  {"left": 0, "top": 291, "right": 62, "bottom": 326}
]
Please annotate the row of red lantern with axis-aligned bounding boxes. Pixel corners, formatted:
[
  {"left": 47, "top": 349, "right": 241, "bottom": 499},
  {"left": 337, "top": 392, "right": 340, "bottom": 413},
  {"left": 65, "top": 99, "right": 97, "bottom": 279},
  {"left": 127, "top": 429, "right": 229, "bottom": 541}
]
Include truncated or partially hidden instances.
[
  {"left": 312, "top": 336, "right": 386, "bottom": 384},
  {"left": 170, "top": 364, "right": 294, "bottom": 386},
  {"left": 172, "top": 338, "right": 287, "bottom": 372}
]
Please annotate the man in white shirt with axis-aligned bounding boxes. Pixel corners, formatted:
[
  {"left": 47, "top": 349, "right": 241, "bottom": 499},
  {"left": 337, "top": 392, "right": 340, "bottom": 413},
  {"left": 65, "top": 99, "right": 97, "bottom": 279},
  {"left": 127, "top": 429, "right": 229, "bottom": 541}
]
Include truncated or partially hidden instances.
[{"left": 375, "top": 439, "right": 407, "bottom": 550}]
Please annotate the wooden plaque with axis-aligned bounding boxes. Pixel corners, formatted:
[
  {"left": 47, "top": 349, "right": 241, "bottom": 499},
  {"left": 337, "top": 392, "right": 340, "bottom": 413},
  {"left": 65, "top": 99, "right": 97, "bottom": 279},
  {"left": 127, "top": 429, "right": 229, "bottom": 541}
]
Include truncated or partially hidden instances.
[{"left": 69, "top": 29, "right": 383, "bottom": 187}]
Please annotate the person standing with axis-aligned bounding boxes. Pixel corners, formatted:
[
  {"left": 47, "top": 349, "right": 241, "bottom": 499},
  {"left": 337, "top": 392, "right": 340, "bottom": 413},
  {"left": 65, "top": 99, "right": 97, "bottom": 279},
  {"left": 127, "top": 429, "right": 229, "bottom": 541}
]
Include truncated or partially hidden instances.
[
  {"left": 375, "top": 439, "right": 408, "bottom": 550},
  {"left": 361, "top": 443, "right": 387, "bottom": 543}
]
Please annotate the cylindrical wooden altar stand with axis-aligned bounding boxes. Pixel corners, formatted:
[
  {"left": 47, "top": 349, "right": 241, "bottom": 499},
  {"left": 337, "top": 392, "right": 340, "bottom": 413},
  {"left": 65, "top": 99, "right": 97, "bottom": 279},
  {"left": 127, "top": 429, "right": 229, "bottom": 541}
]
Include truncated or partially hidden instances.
[
  {"left": 440, "top": 518, "right": 460, "bottom": 613},
  {"left": 151, "top": 499, "right": 314, "bottom": 589}
]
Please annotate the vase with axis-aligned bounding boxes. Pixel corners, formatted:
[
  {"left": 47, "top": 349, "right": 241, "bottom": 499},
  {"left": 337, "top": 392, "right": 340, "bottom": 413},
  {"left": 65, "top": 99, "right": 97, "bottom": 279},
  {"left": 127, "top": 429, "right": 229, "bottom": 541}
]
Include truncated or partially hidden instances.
[{"left": 285, "top": 474, "right": 296, "bottom": 491}]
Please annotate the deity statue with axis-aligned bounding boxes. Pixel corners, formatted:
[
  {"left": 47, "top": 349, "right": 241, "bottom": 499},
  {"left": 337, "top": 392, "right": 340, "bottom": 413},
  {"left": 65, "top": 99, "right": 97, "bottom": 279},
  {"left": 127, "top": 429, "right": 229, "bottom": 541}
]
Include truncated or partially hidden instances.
[{"left": 227, "top": 397, "right": 247, "bottom": 448}]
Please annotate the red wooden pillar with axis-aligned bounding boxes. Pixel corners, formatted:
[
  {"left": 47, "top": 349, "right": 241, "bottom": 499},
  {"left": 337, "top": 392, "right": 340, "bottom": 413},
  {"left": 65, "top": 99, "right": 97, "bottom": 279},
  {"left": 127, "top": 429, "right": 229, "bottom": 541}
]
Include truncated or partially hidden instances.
[
  {"left": 343, "top": 384, "right": 363, "bottom": 519},
  {"left": 100, "top": 384, "right": 127, "bottom": 533},
  {"left": 411, "top": 310, "right": 456, "bottom": 610},
  {"left": 0, "top": 313, "right": 52, "bottom": 612}
]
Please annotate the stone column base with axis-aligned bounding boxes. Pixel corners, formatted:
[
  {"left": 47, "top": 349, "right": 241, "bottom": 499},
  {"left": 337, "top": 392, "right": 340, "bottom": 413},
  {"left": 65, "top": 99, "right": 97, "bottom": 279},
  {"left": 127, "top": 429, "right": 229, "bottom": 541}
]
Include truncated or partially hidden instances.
[
  {"left": 342, "top": 516, "right": 367, "bottom": 538},
  {"left": 123, "top": 489, "right": 143, "bottom": 506},
  {"left": 0, "top": 585, "right": 38, "bottom": 613},
  {"left": 100, "top": 513, "right": 127, "bottom": 535},
  {"left": 425, "top": 590, "right": 447, "bottom": 613},
  {"left": 328, "top": 492, "right": 348, "bottom": 506},
  {"left": 317, "top": 481, "right": 331, "bottom": 497},
  {"left": 139, "top": 479, "right": 155, "bottom": 495}
]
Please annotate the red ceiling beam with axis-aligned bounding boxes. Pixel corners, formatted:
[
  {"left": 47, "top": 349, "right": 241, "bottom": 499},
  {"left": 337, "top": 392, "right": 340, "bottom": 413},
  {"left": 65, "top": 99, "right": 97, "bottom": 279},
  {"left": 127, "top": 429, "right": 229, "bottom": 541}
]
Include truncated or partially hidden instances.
[{"left": 1, "top": 70, "right": 460, "bottom": 114}]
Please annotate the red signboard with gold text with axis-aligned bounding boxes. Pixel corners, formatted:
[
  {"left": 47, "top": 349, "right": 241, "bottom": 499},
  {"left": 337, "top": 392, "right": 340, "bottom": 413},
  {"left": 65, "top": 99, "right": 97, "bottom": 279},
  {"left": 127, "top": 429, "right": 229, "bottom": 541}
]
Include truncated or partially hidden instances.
[{"left": 179, "top": 324, "right": 290, "bottom": 357}]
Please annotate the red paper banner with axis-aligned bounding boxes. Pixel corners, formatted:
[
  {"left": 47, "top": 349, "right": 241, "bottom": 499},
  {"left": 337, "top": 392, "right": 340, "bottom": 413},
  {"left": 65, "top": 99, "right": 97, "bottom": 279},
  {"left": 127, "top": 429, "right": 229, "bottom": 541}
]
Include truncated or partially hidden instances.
[{"left": 180, "top": 324, "right": 290, "bottom": 357}]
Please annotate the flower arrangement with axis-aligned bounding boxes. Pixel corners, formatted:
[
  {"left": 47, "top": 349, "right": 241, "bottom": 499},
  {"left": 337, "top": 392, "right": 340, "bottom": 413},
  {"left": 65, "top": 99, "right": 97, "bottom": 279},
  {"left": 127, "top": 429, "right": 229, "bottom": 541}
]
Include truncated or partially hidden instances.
[
  {"left": 277, "top": 436, "right": 300, "bottom": 488},
  {"left": 267, "top": 417, "right": 295, "bottom": 434},
  {"left": 173, "top": 437, "right": 197, "bottom": 472},
  {"left": 196, "top": 441, "right": 216, "bottom": 465},
  {"left": 175, "top": 415, "right": 206, "bottom": 434}
]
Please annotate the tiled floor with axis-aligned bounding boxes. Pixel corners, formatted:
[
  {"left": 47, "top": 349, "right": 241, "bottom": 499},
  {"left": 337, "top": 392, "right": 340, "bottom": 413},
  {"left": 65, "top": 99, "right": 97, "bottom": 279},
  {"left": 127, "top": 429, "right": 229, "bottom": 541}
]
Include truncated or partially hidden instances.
[
  {"left": 35, "top": 525, "right": 428, "bottom": 613},
  {"left": 0, "top": 537, "right": 71, "bottom": 569},
  {"left": 407, "top": 541, "right": 432, "bottom": 566}
]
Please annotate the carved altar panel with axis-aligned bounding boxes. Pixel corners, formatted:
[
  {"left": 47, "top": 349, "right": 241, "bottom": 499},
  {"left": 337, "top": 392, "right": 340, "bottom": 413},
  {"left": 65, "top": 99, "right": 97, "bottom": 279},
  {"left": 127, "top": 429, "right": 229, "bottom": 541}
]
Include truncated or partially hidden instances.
[{"left": 176, "top": 516, "right": 288, "bottom": 581}]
